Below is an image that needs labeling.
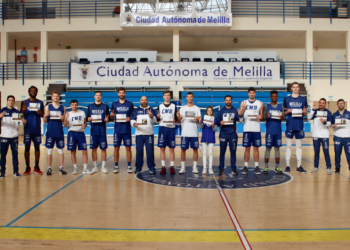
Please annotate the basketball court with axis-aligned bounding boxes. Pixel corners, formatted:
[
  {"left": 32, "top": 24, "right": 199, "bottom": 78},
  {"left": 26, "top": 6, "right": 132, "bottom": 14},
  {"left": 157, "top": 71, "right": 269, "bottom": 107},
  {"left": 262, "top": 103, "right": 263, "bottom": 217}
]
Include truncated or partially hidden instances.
[{"left": 1, "top": 135, "right": 349, "bottom": 250}]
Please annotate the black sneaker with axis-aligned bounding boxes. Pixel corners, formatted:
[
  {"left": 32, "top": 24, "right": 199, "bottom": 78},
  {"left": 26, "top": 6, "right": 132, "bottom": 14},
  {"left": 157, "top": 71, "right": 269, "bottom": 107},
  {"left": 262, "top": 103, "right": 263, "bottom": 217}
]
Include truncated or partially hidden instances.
[
  {"left": 254, "top": 166, "right": 261, "bottom": 175},
  {"left": 242, "top": 167, "right": 249, "bottom": 175},
  {"left": 297, "top": 166, "right": 307, "bottom": 174},
  {"left": 59, "top": 167, "right": 67, "bottom": 175},
  {"left": 0, "top": 172, "right": 4, "bottom": 178},
  {"left": 232, "top": 170, "right": 238, "bottom": 176},
  {"left": 134, "top": 169, "right": 141, "bottom": 174},
  {"left": 13, "top": 172, "right": 21, "bottom": 178},
  {"left": 47, "top": 168, "right": 52, "bottom": 176},
  {"left": 218, "top": 169, "right": 224, "bottom": 175},
  {"left": 335, "top": 168, "right": 340, "bottom": 174}
]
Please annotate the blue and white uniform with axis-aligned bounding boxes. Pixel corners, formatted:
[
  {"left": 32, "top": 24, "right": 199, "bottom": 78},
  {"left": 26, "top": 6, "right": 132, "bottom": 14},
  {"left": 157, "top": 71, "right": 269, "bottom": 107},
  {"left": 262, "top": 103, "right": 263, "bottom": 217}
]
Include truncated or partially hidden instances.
[
  {"left": 131, "top": 106, "right": 157, "bottom": 171},
  {"left": 111, "top": 99, "right": 134, "bottom": 147},
  {"left": 157, "top": 103, "right": 177, "bottom": 148},
  {"left": 283, "top": 95, "right": 307, "bottom": 139},
  {"left": 216, "top": 106, "right": 240, "bottom": 171},
  {"left": 67, "top": 110, "right": 87, "bottom": 151},
  {"left": 45, "top": 104, "right": 65, "bottom": 149},
  {"left": 242, "top": 99, "right": 262, "bottom": 148},
  {"left": 21, "top": 99, "right": 44, "bottom": 145},
  {"left": 265, "top": 103, "right": 283, "bottom": 148},
  {"left": 201, "top": 118, "right": 217, "bottom": 144},
  {"left": 331, "top": 109, "right": 350, "bottom": 169},
  {"left": 87, "top": 102, "right": 109, "bottom": 150},
  {"left": 0, "top": 107, "right": 20, "bottom": 174},
  {"left": 308, "top": 108, "right": 332, "bottom": 169},
  {"left": 179, "top": 105, "right": 201, "bottom": 150}
]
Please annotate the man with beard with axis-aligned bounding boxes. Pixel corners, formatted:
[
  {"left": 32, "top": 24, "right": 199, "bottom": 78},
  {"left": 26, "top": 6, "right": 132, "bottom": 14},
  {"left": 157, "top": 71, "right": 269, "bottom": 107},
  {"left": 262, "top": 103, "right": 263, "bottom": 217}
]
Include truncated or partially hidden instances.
[
  {"left": 331, "top": 99, "right": 350, "bottom": 174},
  {"left": 110, "top": 87, "right": 134, "bottom": 173},
  {"left": 131, "top": 96, "right": 157, "bottom": 173},
  {"left": 216, "top": 95, "right": 240, "bottom": 176},
  {"left": 20, "top": 86, "right": 44, "bottom": 176},
  {"left": 308, "top": 98, "right": 332, "bottom": 174}
]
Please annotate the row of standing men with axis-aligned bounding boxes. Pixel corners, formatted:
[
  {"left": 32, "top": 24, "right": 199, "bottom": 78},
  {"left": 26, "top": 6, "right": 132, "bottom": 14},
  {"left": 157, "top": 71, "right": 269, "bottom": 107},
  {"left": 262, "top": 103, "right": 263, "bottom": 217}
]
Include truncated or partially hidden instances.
[{"left": 1, "top": 83, "right": 350, "bottom": 178}]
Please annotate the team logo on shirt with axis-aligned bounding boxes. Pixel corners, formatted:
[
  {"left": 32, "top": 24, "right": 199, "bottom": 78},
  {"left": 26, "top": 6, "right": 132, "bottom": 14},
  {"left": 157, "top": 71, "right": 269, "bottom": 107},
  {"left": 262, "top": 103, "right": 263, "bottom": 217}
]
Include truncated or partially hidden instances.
[
  {"left": 289, "top": 102, "right": 303, "bottom": 108},
  {"left": 136, "top": 166, "right": 293, "bottom": 189}
]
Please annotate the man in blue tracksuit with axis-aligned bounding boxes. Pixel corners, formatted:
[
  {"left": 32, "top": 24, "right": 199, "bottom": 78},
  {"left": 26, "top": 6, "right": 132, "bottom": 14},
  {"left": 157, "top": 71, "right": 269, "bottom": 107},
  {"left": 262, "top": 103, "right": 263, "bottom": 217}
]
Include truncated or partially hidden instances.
[
  {"left": 110, "top": 87, "right": 134, "bottom": 173},
  {"left": 331, "top": 99, "right": 350, "bottom": 174},
  {"left": 131, "top": 96, "right": 157, "bottom": 173},
  {"left": 216, "top": 95, "right": 240, "bottom": 176}
]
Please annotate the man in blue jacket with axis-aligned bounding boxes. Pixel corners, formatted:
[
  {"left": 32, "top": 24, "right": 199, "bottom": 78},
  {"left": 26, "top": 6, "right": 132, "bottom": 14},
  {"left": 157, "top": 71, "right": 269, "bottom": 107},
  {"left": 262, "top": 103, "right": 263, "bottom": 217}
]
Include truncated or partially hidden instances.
[
  {"left": 131, "top": 96, "right": 157, "bottom": 173},
  {"left": 216, "top": 95, "right": 240, "bottom": 176}
]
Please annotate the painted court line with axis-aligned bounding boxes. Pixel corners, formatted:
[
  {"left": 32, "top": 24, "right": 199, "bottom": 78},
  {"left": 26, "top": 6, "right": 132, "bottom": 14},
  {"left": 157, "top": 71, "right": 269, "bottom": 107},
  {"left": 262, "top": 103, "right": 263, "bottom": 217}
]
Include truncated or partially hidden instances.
[
  {"left": 199, "top": 146, "right": 252, "bottom": 250},
  {"left": 5, "top": 154, "right": 114, "bottom": 227}
]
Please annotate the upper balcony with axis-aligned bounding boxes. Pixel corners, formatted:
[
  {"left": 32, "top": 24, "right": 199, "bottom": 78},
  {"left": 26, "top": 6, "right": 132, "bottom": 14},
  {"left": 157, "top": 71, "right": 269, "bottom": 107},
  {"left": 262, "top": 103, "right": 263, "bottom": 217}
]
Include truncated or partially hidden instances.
[{"left": 0, "top": 0, "right": 349, "bottom": 32}]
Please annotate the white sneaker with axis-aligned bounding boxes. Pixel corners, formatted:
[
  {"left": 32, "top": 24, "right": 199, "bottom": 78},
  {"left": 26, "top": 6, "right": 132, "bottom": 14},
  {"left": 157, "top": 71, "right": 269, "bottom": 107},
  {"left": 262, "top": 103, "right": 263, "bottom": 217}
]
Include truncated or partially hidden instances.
[
  {"left": 72, "top": 167, "right": 78, "bottom": 175},
  {"left": 327, "top": 169, "right": 332, "bottom": 175},
  {"left": 311, "top": 167, "right": 319, "bottom": 173},
  {"left": 127, "top": 166, "right": 133, "bottom": 173},
  {"left": 82, "top": 168, "right": 89, "bottom": 174},
  {"left": 192, "top": 166, "right": 199, "bottom": 174},
  {"left": 179, "top": 167, "right": 186, "bottom": 174},
  {"left": 202, "top": 167, "right": 207, "bottom": 175},
  {"left": 208, "top": 168, "right": 214, "bottom": 175},
  {"left": 101, "top": 167, "right": 108, "bottom": 174},
  {"left": 113, "top": 167, "right": 119, "bottom": 174},
  {"left": 88, "top": 167, "right": 98, "bottom": 175}
]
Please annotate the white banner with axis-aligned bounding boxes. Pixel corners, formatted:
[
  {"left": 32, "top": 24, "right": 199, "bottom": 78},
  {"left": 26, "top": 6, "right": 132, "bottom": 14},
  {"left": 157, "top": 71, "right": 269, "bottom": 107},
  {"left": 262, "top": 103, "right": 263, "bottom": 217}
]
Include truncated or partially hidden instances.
[
  {"left": 120, "top": 12, "right": 232, "bottom": 27},
  {"left": 71, "top": 62, "right": 280, "bottom": 82}
]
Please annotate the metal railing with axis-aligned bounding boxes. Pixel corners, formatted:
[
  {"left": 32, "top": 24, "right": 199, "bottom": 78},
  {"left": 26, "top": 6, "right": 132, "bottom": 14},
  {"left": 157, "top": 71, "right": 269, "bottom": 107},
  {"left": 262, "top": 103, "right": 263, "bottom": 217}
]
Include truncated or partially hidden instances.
[
  {"left": 0, "top": 0, "right": 120, "bottom": 25},
  {"left": 0, "top": 61, "right": 349, "bottom": 86},
  {"left": 231, "top": 0, "right": 350, "bottom": 23}
]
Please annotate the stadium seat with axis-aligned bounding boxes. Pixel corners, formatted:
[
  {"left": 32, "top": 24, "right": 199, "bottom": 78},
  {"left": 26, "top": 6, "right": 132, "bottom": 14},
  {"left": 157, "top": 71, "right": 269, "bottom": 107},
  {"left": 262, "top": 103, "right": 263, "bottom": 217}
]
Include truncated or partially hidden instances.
[
  {"left": 229, "top": 58, "right": 239, "bottom": 62},
  {"left": 192, "top": 58, "right": 201, "bottom": 62},
  {"left": 266, "top": 58, "right": 275, "bottom": 62},
  {"left": 204, "top": 58, "right": 212, "bottom": 62},
  {"left": 79, "top": 58, "right": 90, "bottom": 63},
  {"left": 216, "top": 58, "right": 226, "bottom": 62},
  {"left": 242, "top": 58, "right": 251, "bottom": 62},
  {"left": 254, "top": 58, "right": 263, "bottom": 62},
  {"left": 181, "top": 58, "right": 189, "bottom": 62},
  {"left": 116, "top": 58, "right": 125, "bottom": 62},
  {"left": 127, "top": 58, "right": 137, "bottom": 62},
  {"left": 105, "top": 58, "right": 114, "bottom": 62},
  {"left": 140, "top": 58, "right": 149, "bottom": 62},
  {"left": 170, "top": 59, "right": 173, "bottom": 62},
  {"left": 94, "top": 61, "right": 102, "bottom": 63}
]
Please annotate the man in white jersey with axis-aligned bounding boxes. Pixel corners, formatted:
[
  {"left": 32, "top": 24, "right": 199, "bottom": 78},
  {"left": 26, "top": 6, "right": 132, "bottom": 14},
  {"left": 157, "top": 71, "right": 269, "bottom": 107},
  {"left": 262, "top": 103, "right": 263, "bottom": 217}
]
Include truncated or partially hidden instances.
[
  {"left": 308, "top": 98, "right": 332, "bottom": 175},
  {"left": 64, "top": 99, "right": 88, "bottom": 175},
  {"left": 157, "top": 90, "right": 177, "bottom": 174},
  {"left": 177, "top": 92, "right": 202, "bottom": 174},
  {"left": 238, "top": 87, "right": 263, "bottom": 175}
]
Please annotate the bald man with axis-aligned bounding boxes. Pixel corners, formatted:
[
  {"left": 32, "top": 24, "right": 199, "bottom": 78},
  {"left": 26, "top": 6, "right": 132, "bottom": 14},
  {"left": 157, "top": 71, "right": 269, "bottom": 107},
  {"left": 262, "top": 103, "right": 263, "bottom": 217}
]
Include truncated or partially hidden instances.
[{"left": 131, "top": 97, "right": 157, "bottom": 173}]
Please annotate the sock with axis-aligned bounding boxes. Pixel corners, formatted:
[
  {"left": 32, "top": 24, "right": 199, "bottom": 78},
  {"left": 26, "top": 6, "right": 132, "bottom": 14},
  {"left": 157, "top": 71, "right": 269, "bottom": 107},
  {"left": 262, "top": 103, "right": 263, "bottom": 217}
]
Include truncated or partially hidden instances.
[
  {"left": 26, "top": 162, "right": 30, "bottom": 167},
  {"left": 35, "top": 161, "right": 39, "bottom": 168},
  {"left": 59, "top": 166, "right": 63, "bottom": 169},
  {"left": 127, "top": 161, "right": 131, "bottom": 167},
  {"left": 276, "top": 162, "right": 280, "bottom": 167},
  {"left": 244, "top": 162, "right": 248, "bottom": 167},
  {"left": 265, "top": 161, "right": 269, "bottom": 167},
  {"left": 161, "top": 160, "right": 165, "bottom": 166},
  {"left": 94, "top": 161, "right": 97, "bottom": 168},
  {"left": 102, "top": 161, "right": 106, "bottom": 168},
  {"left": 286, "top": 139, "right": 292, "bottom": 167},
  {"left": 255, "top": 162, "right": 259, "bottom": 167},
  {"left": 83, "top": 164, "right": 88, "bottom": 169},
  {"left": 181, "top": 161, "right": 185, "bottom": 168},
  {"left": 73, "top": 164, "right": 77, "bottom": 168},
  {"left": 115, "top": 162, "right": 119, "bottom": 167},
  {"left": 48, "top": 166, "right": 52, "bottom": 169},
  {"left": 170, "top": 161, "right": 174, "bottom": 167},
  {"left": 193, "top": 161, "right": 197, "bottom": 168},
  {"left": 296, "top": 139, "right": 302, "bottom": 168}
]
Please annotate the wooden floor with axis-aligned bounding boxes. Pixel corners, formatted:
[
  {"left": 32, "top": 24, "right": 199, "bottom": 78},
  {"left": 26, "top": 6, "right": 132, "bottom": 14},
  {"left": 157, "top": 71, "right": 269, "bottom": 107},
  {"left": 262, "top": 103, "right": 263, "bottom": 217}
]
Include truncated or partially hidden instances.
[{"left": 0, "top": 135, "right": 350, "bottom": 249}]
